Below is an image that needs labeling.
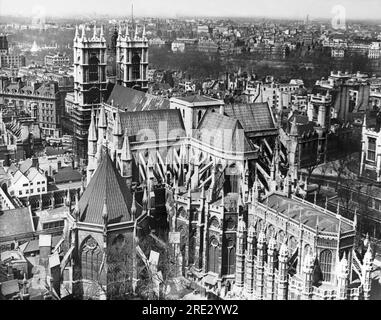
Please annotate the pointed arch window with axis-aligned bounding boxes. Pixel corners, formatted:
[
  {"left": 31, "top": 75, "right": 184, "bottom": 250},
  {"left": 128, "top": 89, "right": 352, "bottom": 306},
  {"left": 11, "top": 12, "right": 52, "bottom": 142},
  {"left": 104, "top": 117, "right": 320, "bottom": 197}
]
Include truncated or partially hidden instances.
[
  {"left": 208, "top": 237, "right": 220, "bottom": 274},
  {"left": 81, "top": 236, "right": 103, "bottom": 282},
  {"left": 319, "top": 249, "right": 333, "bottom": 282},
  {"left": 88, "top": 53, "right": 99, "bottom": 82},
  {"left": 132, "top": 52, "right": 141, "bottom": 80}
]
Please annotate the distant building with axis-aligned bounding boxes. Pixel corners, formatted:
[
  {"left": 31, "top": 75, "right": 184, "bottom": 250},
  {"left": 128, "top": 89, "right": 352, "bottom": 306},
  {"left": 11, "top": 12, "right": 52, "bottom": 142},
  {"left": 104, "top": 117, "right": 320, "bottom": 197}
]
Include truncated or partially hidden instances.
[
  {"left": 0, "top": 77, "right": 62, "bottom": 137},
  {"left": 0, "top": 55, "right": 26, "bottom": 69},
  {"left": 44, "top": 53, "right": 70, "bottom": 67}
]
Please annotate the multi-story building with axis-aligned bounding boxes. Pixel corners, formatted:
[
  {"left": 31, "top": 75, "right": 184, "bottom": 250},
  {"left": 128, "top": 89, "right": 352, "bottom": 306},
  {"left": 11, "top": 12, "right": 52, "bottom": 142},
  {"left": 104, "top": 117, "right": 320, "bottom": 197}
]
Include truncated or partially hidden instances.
[
  {"left": 44, "top": 53, "right": 71, "bottom": 67},
  {"left": 0, "top": 54, "right": 26, "bottom": 69},
  {"left": 8, "top": 158, "right": 48, "bottom": 198},
  {"left": 0, "top": 77, "right": 61, "bottom": 137}
]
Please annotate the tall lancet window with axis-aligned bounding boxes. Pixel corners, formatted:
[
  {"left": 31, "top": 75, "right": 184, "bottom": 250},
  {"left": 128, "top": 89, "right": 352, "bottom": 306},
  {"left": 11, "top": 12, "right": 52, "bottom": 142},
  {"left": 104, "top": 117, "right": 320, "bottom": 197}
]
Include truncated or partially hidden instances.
[
  {"left": 131, "top": 52, "right": 141, "bottom": 80},
  {"left": 208, "top": 237, "right": 220, "bottom": 274},
  {"left": 89, "top": 53, "right": 99, "bottom": 82},
  {"left": 319, "top": 249, "right": 333, "bottom": 282},
  {"left": 81, "top": 236, "right": 103, "bottom": 281}
]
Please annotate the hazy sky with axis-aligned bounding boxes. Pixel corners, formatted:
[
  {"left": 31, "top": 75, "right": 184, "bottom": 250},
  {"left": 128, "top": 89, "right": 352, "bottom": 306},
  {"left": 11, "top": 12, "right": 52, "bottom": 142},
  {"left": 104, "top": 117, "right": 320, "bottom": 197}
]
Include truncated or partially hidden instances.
[{"left": 0, "top": 0, "right": 380, "bottom": 20}]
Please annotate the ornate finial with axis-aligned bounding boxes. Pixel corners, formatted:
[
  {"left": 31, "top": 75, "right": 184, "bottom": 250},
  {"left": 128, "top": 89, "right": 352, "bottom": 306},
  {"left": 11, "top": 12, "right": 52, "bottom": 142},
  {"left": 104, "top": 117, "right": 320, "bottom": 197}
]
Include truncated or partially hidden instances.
[
  {"left": 93, "top": 24, "right": 97, "bottom": 39},
  {"left": 126, "top": 24, "right": 130, "bottom": 38},
  {"left": 131, "top": 192, "right": 137, "bottom": 219},
  {"left": 81, "top": 24, "right": 86, "bottom": 39},
  {"left": 100, "top": 24, "right": 104, "bottom": 38},
  {"left": 143, "top": 186, "right": 148, "bottom": 207},
  {"left": 135, "top": 24, "right": 138, "bottom": 40},
  {"left": 74, "top": 25, "right": 79, "bottom": 39},
  {"left": 364, "top": 242, "right": 373, "bottom": 265}
]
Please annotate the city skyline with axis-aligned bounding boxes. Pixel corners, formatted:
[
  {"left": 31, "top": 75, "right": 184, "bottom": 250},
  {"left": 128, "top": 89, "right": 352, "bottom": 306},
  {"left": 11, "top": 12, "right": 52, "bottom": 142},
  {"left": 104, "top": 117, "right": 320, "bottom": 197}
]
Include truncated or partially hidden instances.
[{"left": 0, "top": 0, "right": 381, "bottom": 20}]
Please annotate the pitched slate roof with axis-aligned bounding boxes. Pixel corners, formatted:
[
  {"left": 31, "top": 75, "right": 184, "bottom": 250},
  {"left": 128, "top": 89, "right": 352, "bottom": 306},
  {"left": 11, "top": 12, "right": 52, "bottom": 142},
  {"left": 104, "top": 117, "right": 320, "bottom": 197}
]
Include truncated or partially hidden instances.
[
  {"left": 79, "top": 150, "right": 142, "bottom": 225},
  {"left": 53, "top": 167, "right": 82, "bottom": 184},
  {"left": 107, "top": 84, "right": 170, "bottom": 111},
  {"left": 0, "top": 279, "right": 19, "bottom": 297},
  {"left": 194, "top": 111, "right": 254, "bottom": 153},
  {"left": 119, "top": 109, "right": 186, "bottom": 141},
  {"left": 0, "top": 207, "right": 35, "bottom": 239},
  {"left": 223, "top": 103, "right": 276, "bottom": 133}
]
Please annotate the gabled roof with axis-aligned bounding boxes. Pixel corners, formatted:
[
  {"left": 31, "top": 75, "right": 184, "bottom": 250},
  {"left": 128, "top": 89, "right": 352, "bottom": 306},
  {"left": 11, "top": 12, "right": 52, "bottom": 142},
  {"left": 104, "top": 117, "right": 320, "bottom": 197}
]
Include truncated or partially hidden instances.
[
  {"left": 223, "top": 103, "right": 276, "bottom": 133},
  {"left": 119, "top": 109, "right": 186, "bottom": 141},
  {"left": 0, "top": 207, "right": 35, "bottom": 239},
  {"left": 53, "top": 167, "right": 82, "bottom": 184},
  {"left": 194, "top": 111, "right": 254, "bottom": 153},
  {"left": 107, "top": 84, "right": 170, "bottom": 112},
  {"left": 79, "top": 150, "right": 142, "bottom": 225},
  {"left": 19, "top": 158, "right": 33, "bottom": 174}
]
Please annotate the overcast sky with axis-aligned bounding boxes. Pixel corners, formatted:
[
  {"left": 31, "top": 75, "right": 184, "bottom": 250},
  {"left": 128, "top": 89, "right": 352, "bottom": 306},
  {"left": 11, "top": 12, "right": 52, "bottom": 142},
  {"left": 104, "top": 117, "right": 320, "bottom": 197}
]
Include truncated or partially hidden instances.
[{"left": 0, "top": 0, "right": 380, "bottom": 20}]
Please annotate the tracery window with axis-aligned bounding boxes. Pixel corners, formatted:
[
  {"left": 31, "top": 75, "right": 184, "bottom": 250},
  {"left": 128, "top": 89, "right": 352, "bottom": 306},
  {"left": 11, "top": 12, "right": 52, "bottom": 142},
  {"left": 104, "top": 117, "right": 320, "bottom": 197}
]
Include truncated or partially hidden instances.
[
  {"left": 131, "top": 52, "right": 141, "bottom": 80},
  {"left": 81, "top": 236, "right": 103, "bottom": 281},
  {"left": 88, "top": 53, "right": 99, "bottom": 82},
  {"left": 319, "top": 249, "right": 333, "bottom": 282},
  {"left": 208, "top": 237, "right": 220, "bottom": 274}
]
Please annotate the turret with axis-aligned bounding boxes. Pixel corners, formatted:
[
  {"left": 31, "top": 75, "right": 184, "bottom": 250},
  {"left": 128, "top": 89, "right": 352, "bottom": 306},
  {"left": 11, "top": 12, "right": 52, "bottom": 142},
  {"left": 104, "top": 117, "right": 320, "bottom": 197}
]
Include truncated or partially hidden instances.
[
  {"left": 245, "top": 225, "right": 256, "bottom": 297},
  {"left": 113, "top": 110, "right": 123, "bottom": 149},
  {"left": 142, "top": 186, "right": 148, "bottom": 213},
  {"left": 100, "top": 25, "right": 105, "bottom": 41},
  {"left": 74, "top": 25, "right": 79, "bottom": 41},
  {"left": 277, "top": 239, "right": 289, "bottom": 300},
  {"left": 121, "top": 132, "right": 133, "bottom": 186},
  {"left": 266, "top": 235, "right": 277, "bottom": 300},
  {"left": 235, "top": 219, "right": 246, "bottom": 292},
  {"left": 362, "top": 244, "right": 373, "bottom": 300},
  {"left": 256, "top": 227, "right": 266, "bottom": 299},
  {"left": 92, "top": 24, "right": 97, "bottom": 40},
  {"left": 302, "top": 249, "right": 315, "bottom": 300},
  {"left": 87, "top": 108, "right": 98, "bottom": 184},
  {"left": 81, "top": 25, "right": 87, "bottom": 40},
  {"left": 336, "top": 253, "right": 349, "bottom": 300}
]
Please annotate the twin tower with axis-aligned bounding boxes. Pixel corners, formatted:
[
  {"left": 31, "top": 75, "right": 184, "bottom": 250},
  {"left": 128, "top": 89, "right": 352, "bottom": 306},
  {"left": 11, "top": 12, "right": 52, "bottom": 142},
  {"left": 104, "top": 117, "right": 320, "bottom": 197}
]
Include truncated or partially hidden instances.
[{"left": 72, "top": 23, "right": 148, "bottom": 160}]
